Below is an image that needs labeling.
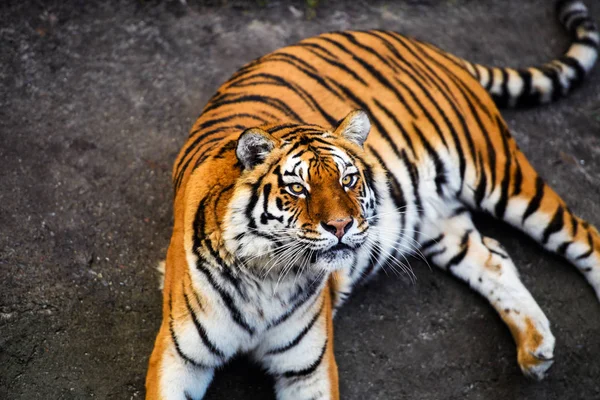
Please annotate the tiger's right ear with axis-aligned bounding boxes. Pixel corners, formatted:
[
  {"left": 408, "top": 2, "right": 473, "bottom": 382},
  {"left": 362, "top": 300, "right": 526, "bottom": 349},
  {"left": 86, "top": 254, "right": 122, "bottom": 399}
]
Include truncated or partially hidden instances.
[
  {"left": 236, "top": 128, "right": 278, "bottom": 169},
  {"left": 334, "top": 109, "right": 371, "bottom": 147}
]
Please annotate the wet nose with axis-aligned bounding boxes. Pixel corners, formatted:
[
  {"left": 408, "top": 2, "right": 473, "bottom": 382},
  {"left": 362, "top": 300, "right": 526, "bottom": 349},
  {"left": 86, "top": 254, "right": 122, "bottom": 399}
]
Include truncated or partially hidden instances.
[{"left": 321, "top": 217, "right": 353, "bottom": 240}]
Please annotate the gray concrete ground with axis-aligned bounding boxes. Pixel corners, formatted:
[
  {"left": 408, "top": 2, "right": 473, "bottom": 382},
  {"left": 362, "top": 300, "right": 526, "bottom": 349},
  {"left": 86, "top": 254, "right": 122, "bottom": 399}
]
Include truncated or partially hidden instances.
[{"left": 1, "top": 0, "right": 600, "bottom": 399}]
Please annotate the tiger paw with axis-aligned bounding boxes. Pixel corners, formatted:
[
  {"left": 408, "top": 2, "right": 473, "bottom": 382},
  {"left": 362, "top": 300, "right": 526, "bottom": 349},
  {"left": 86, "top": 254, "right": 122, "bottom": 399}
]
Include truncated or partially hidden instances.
[{"left": 515, "top": 317, "right": 556, "bottom": 381}]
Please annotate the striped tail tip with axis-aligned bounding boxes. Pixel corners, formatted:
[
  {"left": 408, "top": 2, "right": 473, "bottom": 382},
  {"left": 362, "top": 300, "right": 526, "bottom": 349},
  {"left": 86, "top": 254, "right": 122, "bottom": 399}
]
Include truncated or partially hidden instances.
[{"left": 465, "top": 0, "right": 598, "bottom": 108}]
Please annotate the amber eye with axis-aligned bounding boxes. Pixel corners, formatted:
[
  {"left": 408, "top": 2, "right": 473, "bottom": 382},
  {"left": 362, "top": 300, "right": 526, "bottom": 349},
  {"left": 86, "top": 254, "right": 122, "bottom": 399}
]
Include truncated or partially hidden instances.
[
  {"left": 342, "top": 174, "right": 358, "bottom": 188},
  {"left": 287, "top": 183, "right": 306, "bottom": 196}
]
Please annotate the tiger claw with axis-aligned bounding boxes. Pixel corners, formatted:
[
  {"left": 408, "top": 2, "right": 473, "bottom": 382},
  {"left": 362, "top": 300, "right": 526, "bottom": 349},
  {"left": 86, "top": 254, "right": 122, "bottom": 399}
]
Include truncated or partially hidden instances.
[
  {"left": 521, "top": 357, "right": 554, "bottom": 381},
  {"left": 530, "top": 351, "right": 554, "bottom": 361}
]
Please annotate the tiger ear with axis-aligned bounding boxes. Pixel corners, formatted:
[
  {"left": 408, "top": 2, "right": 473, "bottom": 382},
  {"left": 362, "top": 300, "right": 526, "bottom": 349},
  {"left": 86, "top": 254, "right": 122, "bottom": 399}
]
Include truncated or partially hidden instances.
[
  {"left": 334, "top": 110, "right": 371, "bottom": 147},
  {"left": 236, "top": 128, "right": 278, "bottom": 169}
]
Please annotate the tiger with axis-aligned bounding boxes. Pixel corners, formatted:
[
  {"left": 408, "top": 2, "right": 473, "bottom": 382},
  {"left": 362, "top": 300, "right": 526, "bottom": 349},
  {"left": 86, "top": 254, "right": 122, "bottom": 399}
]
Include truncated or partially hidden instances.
[{"left": 145, "top": 1, "right": 600, "bottom": 399}]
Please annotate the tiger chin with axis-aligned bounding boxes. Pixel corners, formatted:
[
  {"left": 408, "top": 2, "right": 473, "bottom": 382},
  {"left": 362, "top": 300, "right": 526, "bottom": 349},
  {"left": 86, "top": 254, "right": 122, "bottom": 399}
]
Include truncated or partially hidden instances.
[{"left": 146, "top": 1, "right": 600, "bottom": 399}]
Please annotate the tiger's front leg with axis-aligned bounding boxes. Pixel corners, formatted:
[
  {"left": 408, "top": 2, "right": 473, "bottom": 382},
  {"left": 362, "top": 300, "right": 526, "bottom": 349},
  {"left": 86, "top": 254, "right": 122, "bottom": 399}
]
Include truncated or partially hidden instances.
[
  {"left": 146, "top": 321, "right": 216, "bottom": 400},
  {"left": 255, "top": 288, "right": 339, "bottom": 400},
  {"left": 421, "top": 206, "right": 555, "bottom": 380}
]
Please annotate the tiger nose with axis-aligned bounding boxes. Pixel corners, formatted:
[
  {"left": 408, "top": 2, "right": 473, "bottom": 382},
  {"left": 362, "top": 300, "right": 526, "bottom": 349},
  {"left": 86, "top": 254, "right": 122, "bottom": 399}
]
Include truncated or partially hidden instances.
[{"left": 321, "top": 217, "right": 353, "bottom": 240}]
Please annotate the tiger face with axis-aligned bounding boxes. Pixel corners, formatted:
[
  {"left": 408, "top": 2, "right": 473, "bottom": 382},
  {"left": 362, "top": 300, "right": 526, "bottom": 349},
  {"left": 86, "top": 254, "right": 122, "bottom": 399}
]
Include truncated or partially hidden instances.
[{"left": 224, "top": 110, "right": 386, "bottom": 274}]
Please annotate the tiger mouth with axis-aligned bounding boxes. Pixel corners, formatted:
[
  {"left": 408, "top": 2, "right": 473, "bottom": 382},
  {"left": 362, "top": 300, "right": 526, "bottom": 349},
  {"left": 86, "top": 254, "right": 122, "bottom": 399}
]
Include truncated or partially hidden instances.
[
  {"left": 317, "top": 242, "right": 353, "bottom": 256},
  {"left": 328, "top": 243, "right": 351, "bottom": 252}
]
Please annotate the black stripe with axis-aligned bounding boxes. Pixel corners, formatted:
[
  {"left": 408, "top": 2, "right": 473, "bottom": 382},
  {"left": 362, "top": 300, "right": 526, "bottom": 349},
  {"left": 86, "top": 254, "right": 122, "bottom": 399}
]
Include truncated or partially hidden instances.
[
  {"left": 542, "top": 206, "right": 565, "bottom": 245},
  {"left": 398, "top": 149, "right": 423, "bottom": 218},
  {"left": 489, "top": 248, "right": 509, "bottom": 259},
  {"left": 203, "top": 94, "right": 305, "bottom": 123},
  {"left": 412, "top": 123, "right": 447, "bottom": 195},
  {"left": 245, "top": 174, "right": 266, "bottom": 231},
  {"left": 540, "top": 66, "right": 562, "bottom": 102},
  {"left": 267, "top": 277, "right": 324, "bottom": 329},
  {"left": 426, "top": 247, "right": 448, "bottom": 259},
  {"left": 266, "top": 52, "right": 345, "bottom": 101},
  {"left": 567, "top": 15, "right": 593, "bottom": 33},
  {"left": 280, "top": 127, "right": 324, "bottom": 141},
  {"left": 230, "top": 75, "right": 319, "bottom": 110},
  {"left": 473, "top": 151, "right": 487, "bottom": 207},
  {"left": 281, "top": 340, "right": 328, "bottom": 378},
  {"left": 575, "top": 231, "right": 594, "bottom": 260},
  {"left": 559, "top": 55, "right": 586, "bottom": 86},
  {"left": 484, "top": 67, "right": 495, "bottom": 91},
  {"left": 447, "top": 245, "right": 469, "bottom": 269},
  {"left": 268, "top": 52, "right": 319, "bottom": 73},
  {"left": 572, "top": 37, "right": 599, "bottom": 49},
  {"left": 446, "top": 230, "right": 471, "bottom": 269},
  {"left": 561, "top": 9, "right": 586, "bottom": 26},
  {"left": 372, "top": 98, "right": 416, "bottom": 157},
  {"left": 169, "top": 317, "right": 208, "bottom": 368},
  {"left": 522, "top": 176, "right": 545, "bottom": 223},
  {"left": 451, "top": 206, "right": 469, "bottom": 217},
  {"left": 494, "top": 117, "right": 512, "bottom": 219},
  {"left": 189, "top": 113, "right": 265, "bottom": 138},
  {"left": 183, "top": 289, "right": 226, "bottom": 358},
  {"left": 569, "top": 210, "right": 579, "bottom": 237},
  {"left": 472, "top": 63, "right": 481, "bottom": 80},
  {"left": 413, "top": 222, "right": 422, "bottom": 244},
  {"left": 266, "top": 302, "right": 324, "bottom": 355},
  {"left": 420, "top": 234, "right": 444, "bottom": 252},
  {"left": 368, "top": 145, "right": 407, "bottom": 228},
  {"left": 492, "top": 68, "right": 510, "bottom": 107},
  {"left": 557, "top": 241, "right": 573, "bottom": 256},
  {"left": 516, "top": 69, "right": 534, "bottom": 108},
  {"left": 512, "top": 153, "right": 524, "bottom": 195},
  {"left": 268, "top": 123, "right": 301, "bottom": 134}
]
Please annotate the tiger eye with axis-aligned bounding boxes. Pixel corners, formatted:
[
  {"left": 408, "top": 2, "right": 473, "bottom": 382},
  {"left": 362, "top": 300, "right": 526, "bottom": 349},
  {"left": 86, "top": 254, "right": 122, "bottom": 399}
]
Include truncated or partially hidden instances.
[
  {"left": 288, "top": 183, "right": 304, "bottom": 195},
  {"left": 342, "top": 174, "right": 358, "bottom": 188}
]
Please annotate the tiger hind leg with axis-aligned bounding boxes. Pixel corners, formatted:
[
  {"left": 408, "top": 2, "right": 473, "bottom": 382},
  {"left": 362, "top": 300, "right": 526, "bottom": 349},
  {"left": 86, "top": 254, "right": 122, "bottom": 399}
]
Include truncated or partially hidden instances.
[
  {"left": 468, "top": 141, "right": 600, "bottom": 301},
  {"left": 421, "top": 206, "right": 555, "bottom": 379}
]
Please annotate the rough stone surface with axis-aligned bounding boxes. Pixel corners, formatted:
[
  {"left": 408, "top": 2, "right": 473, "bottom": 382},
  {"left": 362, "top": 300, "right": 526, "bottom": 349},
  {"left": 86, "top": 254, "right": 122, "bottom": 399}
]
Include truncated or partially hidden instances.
[{"left": 1, "top": 1, "right": 599, "bottom": 399}]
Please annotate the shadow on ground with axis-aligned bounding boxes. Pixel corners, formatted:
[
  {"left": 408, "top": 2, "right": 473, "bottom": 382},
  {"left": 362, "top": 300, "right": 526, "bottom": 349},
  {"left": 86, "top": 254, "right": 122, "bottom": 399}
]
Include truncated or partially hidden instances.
[{"left": 1, "top": 0, "right": 599, "bottom": 399}]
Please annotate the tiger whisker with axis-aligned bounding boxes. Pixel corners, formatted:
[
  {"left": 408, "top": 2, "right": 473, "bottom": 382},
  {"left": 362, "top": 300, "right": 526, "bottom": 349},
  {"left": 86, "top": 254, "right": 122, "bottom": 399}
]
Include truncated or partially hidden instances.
[
  {"left": 242, "top": 240, "right": 300, "bottom": 268},
  {"left": 275, "top": 244, "right": 309, "bottom": 290},
  {"left": 262, "top": 242, "right": 305, "bottom": 278},
  {"left": 366, "top": 237, "right": 417, "bottom": 283},
  {"left": 369, "top": 227, "right": 432, "bottom": 271}
]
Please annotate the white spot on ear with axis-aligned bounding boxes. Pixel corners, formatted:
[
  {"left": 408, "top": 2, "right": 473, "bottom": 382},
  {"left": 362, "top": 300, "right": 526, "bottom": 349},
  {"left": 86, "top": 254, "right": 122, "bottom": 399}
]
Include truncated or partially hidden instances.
[
  {"left": 335, "top": 110, "right": 371, "bottom": 146},
  {"left": 236, "top": 128, "right": 276, "bottom": 169}
]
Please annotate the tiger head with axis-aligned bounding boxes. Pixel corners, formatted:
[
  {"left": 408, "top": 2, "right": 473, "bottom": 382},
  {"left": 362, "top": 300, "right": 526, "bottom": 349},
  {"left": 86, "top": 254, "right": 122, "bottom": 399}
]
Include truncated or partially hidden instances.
[{"left": 223, "top": 110, "right": 387, "bottom": 275}]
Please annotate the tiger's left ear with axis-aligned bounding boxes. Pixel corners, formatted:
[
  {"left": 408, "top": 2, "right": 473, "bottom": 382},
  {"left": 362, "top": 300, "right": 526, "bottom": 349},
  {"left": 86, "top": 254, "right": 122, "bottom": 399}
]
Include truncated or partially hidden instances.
[
  {"left": 334, "top": 110, "right": 371, "bottom": 147},
  {"left": 236, "top": 127, "right": 278, "bottom": 169}
]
